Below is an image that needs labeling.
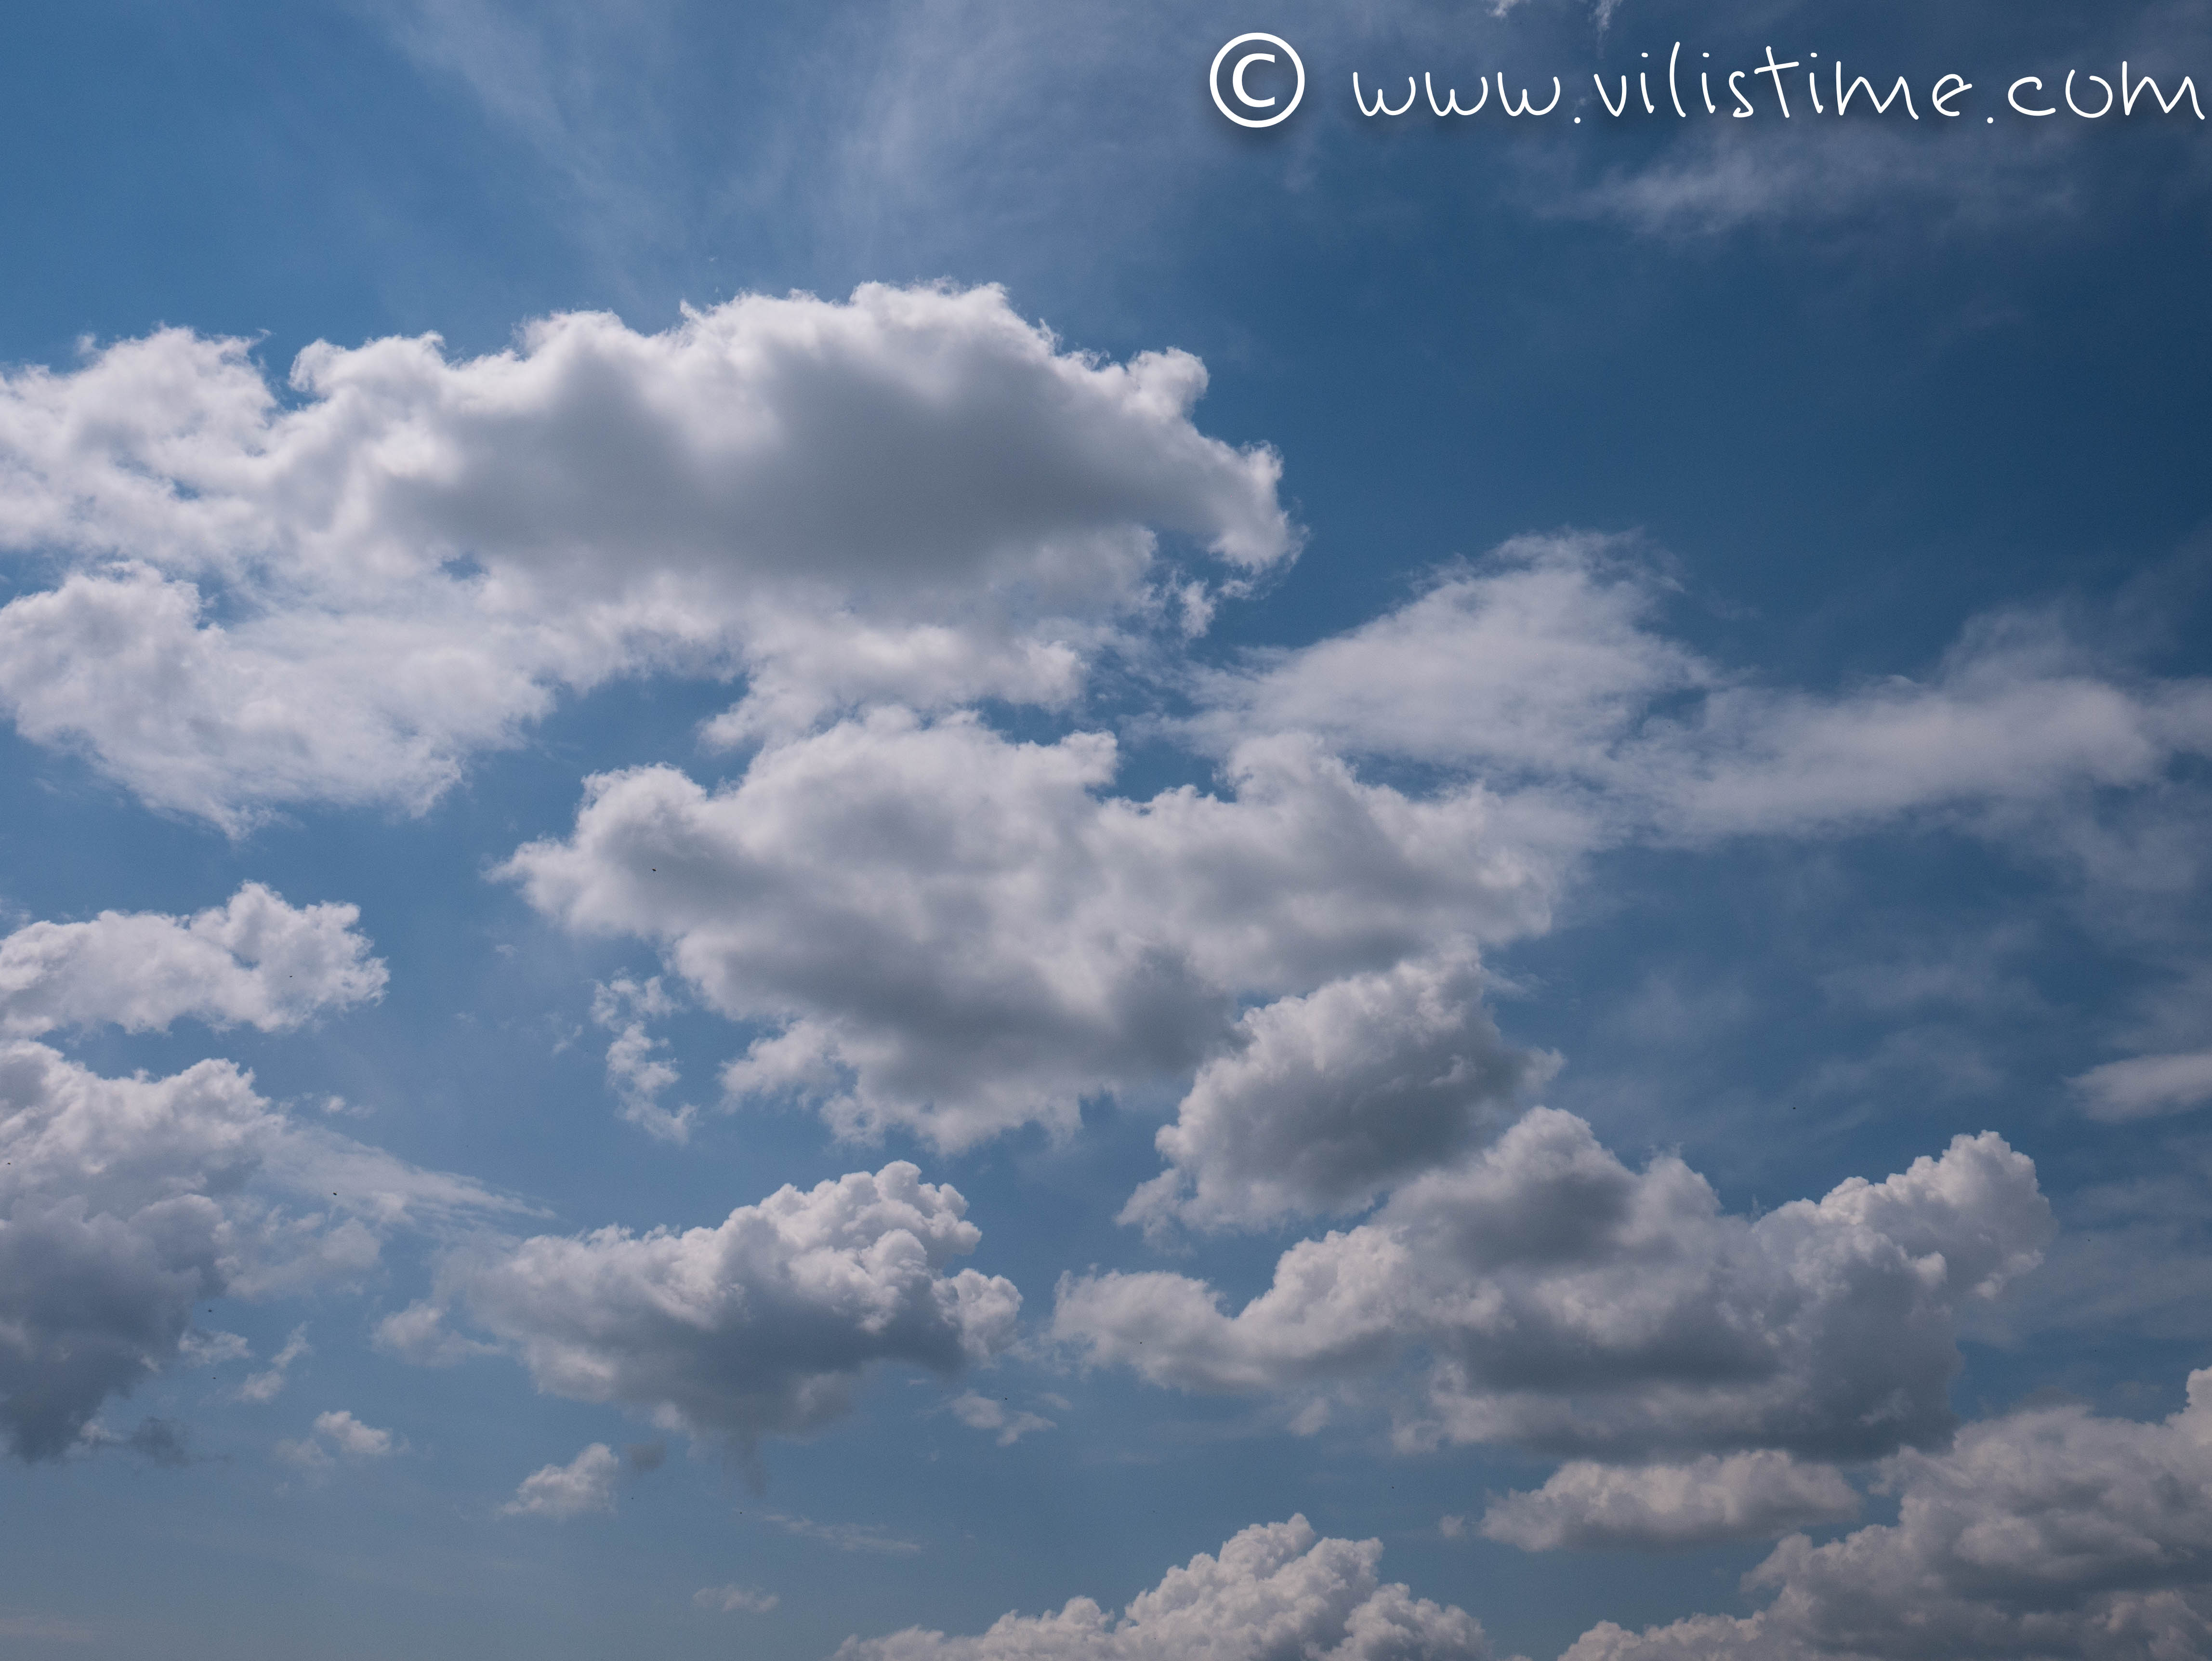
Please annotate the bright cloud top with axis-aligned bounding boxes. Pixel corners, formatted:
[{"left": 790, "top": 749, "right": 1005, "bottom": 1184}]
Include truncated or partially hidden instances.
[
  {"left": 0, "top": 883, "right": 385, "bottom": 1037},
  {"left": 0, "top": 284, "right": 1292, "bottom": 828},
  {"left": 1480, "top": 1452, "right": 1861, "bottom": 1552},
  {"left": 833, "top": 1514, "right": 1501, "bottom": 1661},
  {"left": 382, "top": 1162, "right": 1020, "bottom": 1445}
]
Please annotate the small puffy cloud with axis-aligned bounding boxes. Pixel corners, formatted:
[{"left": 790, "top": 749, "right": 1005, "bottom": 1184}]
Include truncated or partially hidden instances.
[
  {"left": 390, "top": 1163, "right": 1019, "bottom": 1446},
  {"left": 695, "top": 1584, "right": 779, "bottom": 1613},
  {"left": 2071, "top": 1049, "right": 2212, "bottom": 1122},
  {"left": 948, "top": 1391, "right": 1054, "bottom": 1446},
  {"left": 0, "top": 287, "right": 1290, "bottom": 828},
  {"left": 313, "top": 1410, "right": 398, "bottom": 1458},
  {"left": 1480, "top": 1452, "right": 1860, "bottom": 1552},
  {"left": 502, "top": 1442, "right": 619, "bottom": 1519},
  {"left": 832, "top": 1515, "right": 1499, "bottom": 1661},
  {"left": 276, "top": 1408, "right": 402, "bottom": 1477},
  {"left": 1123, "top": 957, "right": 1545, "bottom": 1235},
  {"left": 0, "top": 884, "right": 384, "bottom": 1038},
  {"left": 236, "top": 1325, "right": 311, "bottom": 1403},
  {"left": 1562, "top": 1366, "right": 2212, "bottom": 1660},
  {"left": 504, "top": 713, "right": 1551, "bottom": 1151},
  {"left": 1057, "top": 1110, "right": 2051, "bottom": 1463},
  {"left": 0, "top": 1038, "right": 518, "bottom": 1460}
]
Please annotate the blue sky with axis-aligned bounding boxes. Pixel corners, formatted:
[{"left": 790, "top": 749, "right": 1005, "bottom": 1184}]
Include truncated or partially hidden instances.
[{"left": 1, "top": 2, "right": 2210, "bottom": 1658}]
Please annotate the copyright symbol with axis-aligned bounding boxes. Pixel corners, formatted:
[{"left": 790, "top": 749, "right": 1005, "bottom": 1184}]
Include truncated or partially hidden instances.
[{"left": 1210, "top": 33, "right": 1304, "bottom": 128}]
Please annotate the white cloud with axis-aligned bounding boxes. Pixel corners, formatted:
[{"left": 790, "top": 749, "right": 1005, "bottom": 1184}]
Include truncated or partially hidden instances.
[
  {"left": 0, "top": 1038, "right": 518, "bottom": 1460},
  {"left": 1562, "top": 1366, "right": 2212, "bottom": 1660},
  {"left": 759, "top": 1510, "right": 922, "bottom": 1555},
  {"left": 2070, "top": 1049, "right": 2212, "bottom": 1122},
  {"left": 0, "top": 883, "right": 385, "bottom": 1037},
  {"left": 1480, "top": 1452, "right": 1860, "bottom": 1551},
  {"left": 590, "top": 976, "right": 695, "bottom": 1143},
  {"left": 0, "top": 287, "right": 1291, "bottom": 828},
  {"left": 1197, "top": 539, "right": 2212, "bottom": 853},
  {"left": 831, "top": 1515, "right": 1501, "bottom": 1661},
  {"left": 1549, "top": 122, "right": 2084, "bottom": 241},
  {"left": 502, "top": 1442, "right": 619, "bottom": 1519},
  {"left": 504, "top": 713, "right": 1551, "bottom": 1151},
  {"left": 948, "top": 1391, "right": 1054, "bottom": 1446},
  {"left": 1123, "top": 957, "right": 1546, "bottom": 1236},
  {"left": 387, "top": 1162, "right": 1019, "bottom": 1445},
  {"left": 694, "top": 1584, "right": 779, "bottom": 1613},
  {"left": 275, "top": 1407, "right": 402, "bottom": 1477},
  {"left": 1056, "top": 1110, "right": 2051, "bottom": 1462},
  {"left": 313, "top": 1409, "right": 398, "bottom": 1458},
  {"left": 236, "top": 1325, "right": 311, "bottom": 1404}
]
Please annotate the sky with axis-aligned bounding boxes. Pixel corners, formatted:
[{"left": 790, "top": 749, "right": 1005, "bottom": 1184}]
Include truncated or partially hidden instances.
[{"left": 0, "top": 1, "right": 2210, "bottom": 1657}]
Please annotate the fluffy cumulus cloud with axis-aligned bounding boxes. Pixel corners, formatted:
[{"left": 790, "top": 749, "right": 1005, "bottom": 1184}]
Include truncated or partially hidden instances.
[
  {"left": 1123, "top": 956, "right": 1545, "bottom": 1235},
  {"left": 501, "top": 1442, "right": 620, "bottom": 1519},
  {"left": 0, "top": 883, "right": 385, "bottom": 1037},
  {"left": 0, "top": 1038, "right": 514, "bottom": 1460},
  {"left": 0, "top": 286, "right": 1290, "bottom": 828},
  {"left": 276, "top": 1408, "right": 403, "bottom": 1477},
  {"left": 833, "top": 1515, "right": 1502, "bottom": 1661},
  {"left": 1563, "top": 1366, "right": 2212, "bottom": 1661},
  {"left": 948, "top": 1390, "right": 1055, "bottom": 1445},
  {"left": 1056, "top": 1110, "right": 2052, "bottom": 1462},
  {"left": 1480, "top": 1452, "right": 1860, "bottom": 1552},
  {"left": 504, "top": 532, "right": 2212, "bottom": 1163},
  {"left": 382, "top": 1162, "right": 1019, "bottom": 1445},
  {"left": 504, "top": 714, "right": 1549, "bottom": 1150}
]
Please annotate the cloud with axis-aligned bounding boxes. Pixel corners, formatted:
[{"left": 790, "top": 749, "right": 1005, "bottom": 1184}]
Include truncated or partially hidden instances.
[
  {"left": 694, "top": 1584, "right": 778, "bottom": 1613},
  {"left": 1549, "top": 122, "right": 2083, "bottom": 241},
  {"left": 122, "top": 1417, "right": 192, "bottom": 1468},
  {"left": 1480, "top": 1452, "right": 1860, "bottom": 1551},
  {"left": 0, "top": 1038, "right": 518, "bottom": 1460},
  {"left": 236, "top": 1325, "right": 311, "bottom": 1404},
  {"left": 1562, "top": 1365, "right": 2212, "bottom": 1660},
  {"left": 313, "top": 1409, "right": 399, "bottom": 1458},
  {"left": 385, "top": 1162, "right": 1019, "bottom": 1446},
  {"left": 0, "top": 287, "right": 1290, "bottom": 828},
  {"left": 502, "top": 1442, "right": 619, "bottom": 1519},
  {"left": 504, "top": 712, "right": 1551, "bottom": 1151},
  {"left": 1123, "top": 957, "right": 1546, "bottom": 1236},
  {"left": 0, "top": 883, "right": 385, "bottom": 1037},
  {"left": 2071, "top": 1050, "right": 2212, "bottom": 1122},
  {"left": 1056, "top": 1110, "right": 2051, "bottom": 1462},
  {"left": 948, "top": 1391, "right": 1054, "bottom": 1446},
  {"left": 759, "top": 1510, "right": 922, "bottom": 1555},
  {"left": 832, "top": 1515, "right": 1499, "bottom": 1661},
  {"left": 590, "top": 976, "right": 695, "bottom": 1143},
  {"left": 1196, "top": 538, "right": 2212, "bottom": 852},
  {"left": 276, "top": 1408, "right": 403, "bottom": 1477}
]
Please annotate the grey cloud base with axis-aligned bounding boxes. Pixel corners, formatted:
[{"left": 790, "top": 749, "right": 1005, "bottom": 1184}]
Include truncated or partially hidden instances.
[
  {"left": 383, "top": 1162, "right": 1019, "bottom": 1445},
  {"left": 0, "top": 1039, "right": 513, "bottom": 1459},
  {"left": 1564, "top": 1366, "right": 2212, "bottom": 1660},
  {"left": 1058, "top": 1109, "right": 2052, "bottom": 1463}
]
